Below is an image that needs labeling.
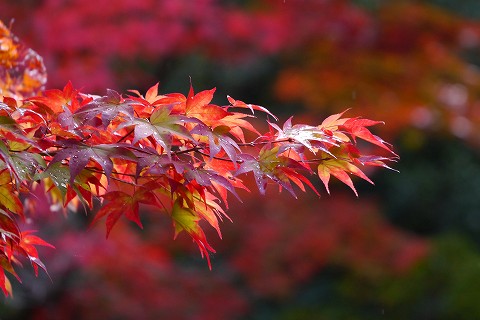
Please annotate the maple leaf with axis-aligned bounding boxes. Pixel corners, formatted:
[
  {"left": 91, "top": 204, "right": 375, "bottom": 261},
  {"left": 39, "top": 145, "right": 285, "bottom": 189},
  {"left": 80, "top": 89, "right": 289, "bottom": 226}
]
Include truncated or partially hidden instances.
[
  {"left": 56, "top": 105, "right": 83, "bottom": 132},
  {"left": 34, "top": 162, "right": 70, "bottom": 198},
  {"left": 270, "top": 117, "right": 341, "bottom": 156},
  {"left": 119, "top": 106, "right": 197, "bottom": 157},
  {"left": 171, "top": 199, "right": 215, "bottom": 269},
  {"left": 186, "top": 87, "right": 216, "bottom": 114},
  {"left": 27, "top": 81, "right": 82, "bottom": 114},
  {"left": 17, "top": 231, "right": 55, "bottom": 277},
  {"left": 215, "top": 112, "right": 261, "bottom": 142},
  {"left": 318, "top": 110, "right": 349, "bottom": 130},
  {"left": 183, "top": 86, "right": 233, "bottom": 126},
  {"left": 64, "top": 170, "right": 103, "bottom": 209},
  {"left": 49, "top": 141, "right": 134, "bottom": 183},
  {"left": 0, "top": 140, "right": 37, "bottom": 186},
  {"left": 356, "top": 155, "right": 398, "bottom": 170},
  {"left": 187, "top": 104, "right": 230, "bottom": 127},
  {"left": 0, "top": 208, "right": 21, "bottom": 243},
  {"left": 276, "top": 166, "right": 320, "bottom": 197},
  {"left": 226, "top": 95, "right": 278, "bottom": 120},
  {"left": 241, "top": 148, "right": 285, "bottom": 193},
  {"left": 235, "top": 153, "right": 268, "bottom": 195},
  {"left": 147, "top": 92, "right": 186, "bottom": 115},
  {"left": 191, "top": 190, "right": 232, "bottom": 236},
  {"left": 0, "top": 268, "right": 12, "bottom": 297},
  {"left": 0, "top": 115, "right": 39, "bottom": 155},
  {"left": 73, "top": 89, "right": 135, "bottom": 129},
  {"left": 203, "top": 158, "right": 248, "bottom": 207},
  {"left": 0, "top": 115, "right": 22, "bottom": 136},
  {"left": 183, "top": 166, "right": 240, "bottom": 201},
  {"left": 317, "top": 157, "right": 373, "bottom": 196},
  {"left": 235, "top": 146, "right": 316, "bottom": 197},
  {"left": 0, "top": 169, "right": 23, "bottom": 217},
  {"left": 128, "top": 83, "right": 166, "bottom": 105},
  {"left": 11, "top": 104, "right": 47, "bottom": 128},
  {"left": 341, "top": 117, "right": 397, "bottom": 155},
  {"left": 135, "top": 150, "right": 188, "bottom": 178},
  {"left": 144, "top": 83, "right": 169, "bottom": 104},
  {"left": 190, "top": 124, "right": 241, "bottom": 163},
  {"left": 91, "top": 184, "right": 160, "bottom": 237},
  {"left": 8, "top": 151, "right": 46, "bottom": 182},
  {"left": 0, "top": 255, "right": 16, "bottom": 297}
]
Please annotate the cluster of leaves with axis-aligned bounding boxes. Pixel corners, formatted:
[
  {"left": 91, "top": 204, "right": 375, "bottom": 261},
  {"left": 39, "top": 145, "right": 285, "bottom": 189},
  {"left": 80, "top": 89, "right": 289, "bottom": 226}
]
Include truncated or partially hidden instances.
[
  {"left": 0, "top": 80, "right": 396, "bottom": 296},
  {"left": 0, "top": 19, "right": 396, "bottom": 297}
]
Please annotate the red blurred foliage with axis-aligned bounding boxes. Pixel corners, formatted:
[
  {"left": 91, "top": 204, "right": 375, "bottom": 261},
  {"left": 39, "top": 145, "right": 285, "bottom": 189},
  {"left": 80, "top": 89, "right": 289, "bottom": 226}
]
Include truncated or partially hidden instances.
[
  {"left": 227, "top": 192, "right": 428, "bottom": 298},
  {"left": 30, "top": 224, "right": 248, "bottom": 320},
  {"left": 20, "top": 192, "right": 427, "bottom": 318},
  {"left": 274, "top": 2, "right": 480, "bottom": 144},
  {"left": 0, "top": 0, "right": 370, "bottom": 92}
]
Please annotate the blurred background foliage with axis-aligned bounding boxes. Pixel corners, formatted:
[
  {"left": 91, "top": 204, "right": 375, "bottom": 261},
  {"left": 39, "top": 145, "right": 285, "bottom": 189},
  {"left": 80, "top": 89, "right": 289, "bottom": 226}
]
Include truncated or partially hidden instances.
[{"left": 2, "top": 0, "right": 480, "bottom": 319}]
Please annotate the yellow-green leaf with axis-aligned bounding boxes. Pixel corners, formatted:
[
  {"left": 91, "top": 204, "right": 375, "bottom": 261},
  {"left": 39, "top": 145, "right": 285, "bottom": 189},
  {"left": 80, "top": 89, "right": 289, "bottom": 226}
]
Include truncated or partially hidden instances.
[
  {"left": 0, "top": 170, "right": 22, "bottom": 215},
  {"left": 171, "top": 199, "right": 200, "bottom": 237}
]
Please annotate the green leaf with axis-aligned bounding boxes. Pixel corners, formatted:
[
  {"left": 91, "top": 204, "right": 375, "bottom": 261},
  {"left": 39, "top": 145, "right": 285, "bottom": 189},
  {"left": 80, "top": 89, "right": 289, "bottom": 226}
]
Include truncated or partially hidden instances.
[
  {"left": 34, "top": 162, "right": 70, "bottom": 197},
  {"left": 10, "top": 152, "right": 46, "bottom": 182}
]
